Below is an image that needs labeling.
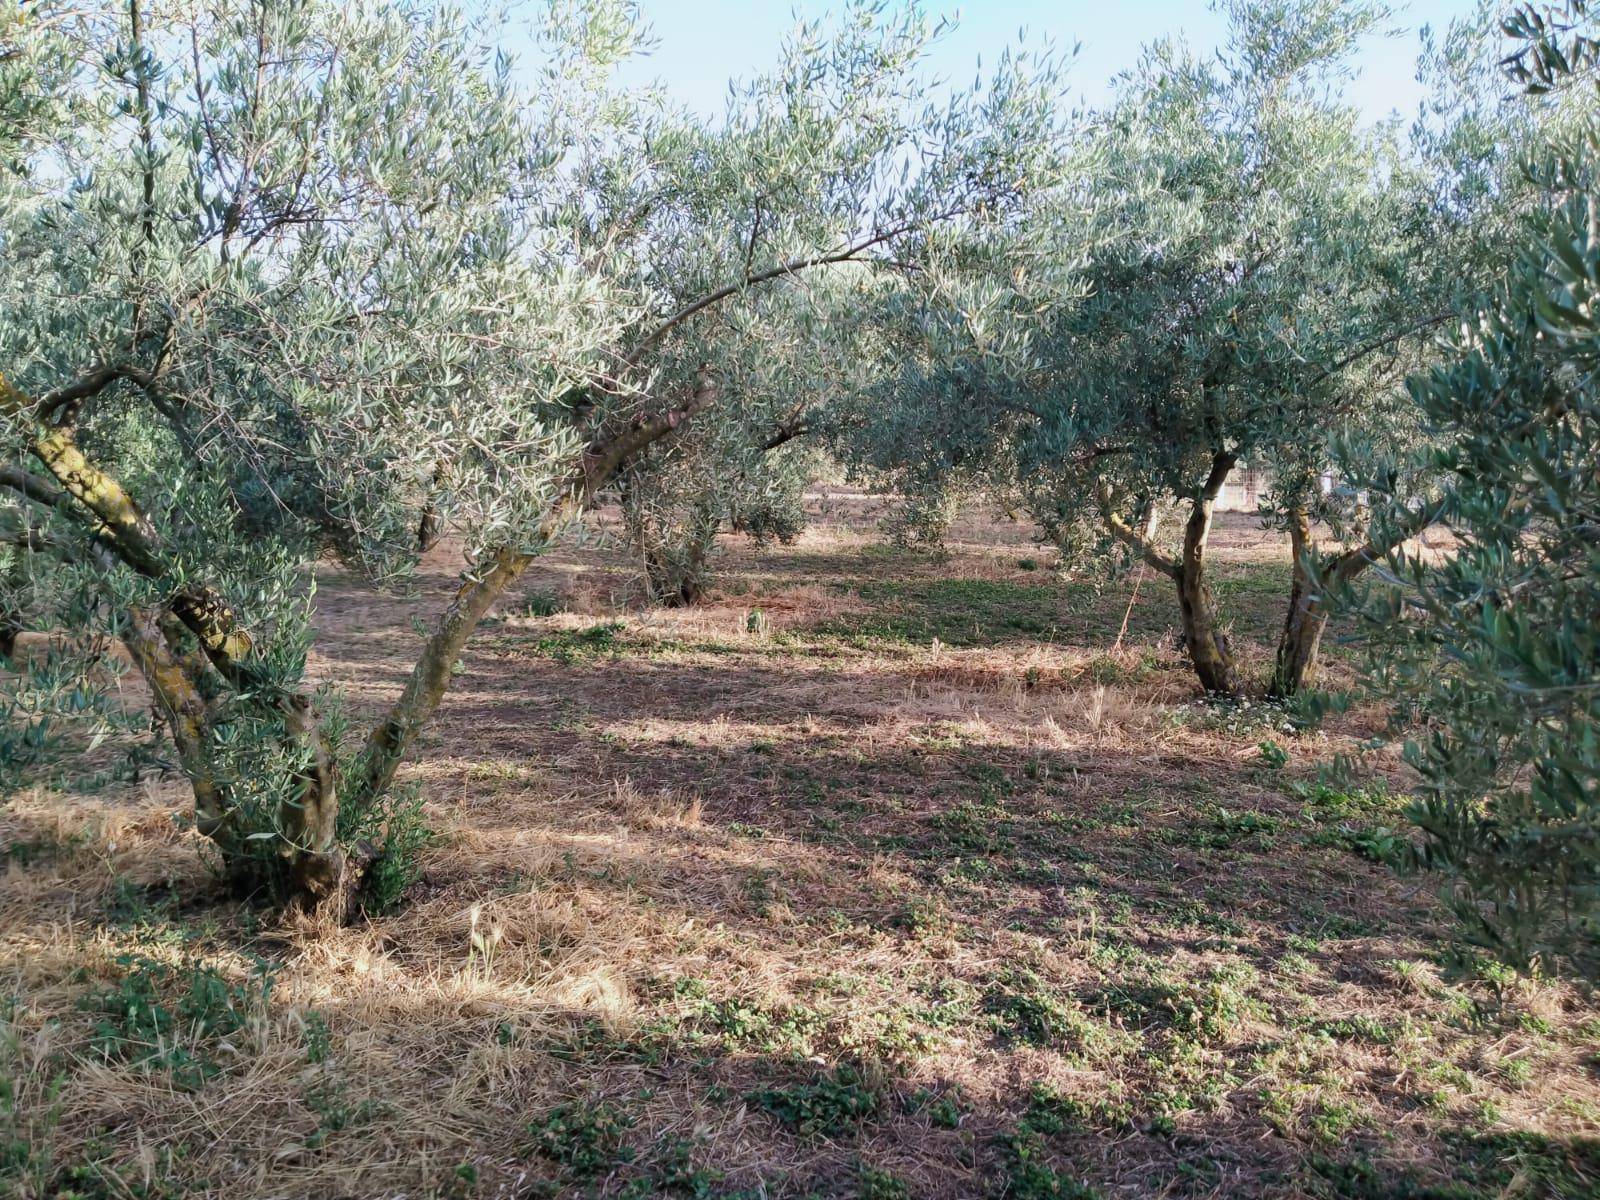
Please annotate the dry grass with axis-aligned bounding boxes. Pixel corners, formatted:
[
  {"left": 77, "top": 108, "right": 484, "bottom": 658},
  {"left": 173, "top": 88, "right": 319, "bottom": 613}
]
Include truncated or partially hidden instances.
[{"left": 2, "top": 486, "right": 1597, "bottom": 1199}]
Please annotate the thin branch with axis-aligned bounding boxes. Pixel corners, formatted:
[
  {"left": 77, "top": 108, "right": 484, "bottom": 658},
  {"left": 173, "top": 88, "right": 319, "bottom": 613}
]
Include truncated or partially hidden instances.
[
  {"left": 1326, "top": 496, "right": 1450, "bottom": 585},
  {"left": 743, "top": 197, "right": 763, "bottom": 282},
  {"left": 1095, "top": 478, "right": 1180, "bottom": 579},
  {"left": 620, "top": 206, "right": 969, "bottom": 369},
  {"left": 1307, "top": 311, "right": 1457, "bottom": 389},
  {"left": 762, "top": 401, "right": 812, "bottom": 451},
  {"left": 129, "top": 0, "right": 156, "bottom": 252},
  {"left": 0, "top": 464, "right": 72, "bottom": 512}
]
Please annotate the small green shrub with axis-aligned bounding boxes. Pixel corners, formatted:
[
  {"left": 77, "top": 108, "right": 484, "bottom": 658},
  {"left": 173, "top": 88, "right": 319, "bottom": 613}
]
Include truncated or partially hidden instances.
[
  {"left": 1257, "top": 738, "right": 1289, "bottom": 770},
  {"left": 858, "top": 1162, "right": 912, "bottom": 1199},
  {"left": 301, "top": 1010, "right": 332, "bottom": 1064},
  {"left": 746, "top": 1064, "right": 883, "bottom": 1136},
  {"left": 81, "top": 954, "right": 274, "bottom": 1090},
  {"left": 1090, "top": 965, "right": 1259, "bottom": 1045},
  {"left": 984, "top": 969, "right": 1099, "bottom": 1050},
  {"left": 303, "top": 1076, "right": 386, "bottom": 1143},
  {"left": 528, "top": 1099, "right": 636, "bottom": 1180},
  {"left": 522, "top": 589, "right": 565, "bottom": 618},
  {"left": 908, "top": 1086, "right": 966, "bottom": 1129},
  {"left": 995, "top": 1130, "right": 1102, "bottom": 1199},
  {"left": 633, "top": 1135, "right": 720, "bottom": 1197},
  {"left": 354, "top": 790, "right": 433, "bottom": 915},
  {"left": 527, "top": 621, "right": 627, "bottom": 663}
]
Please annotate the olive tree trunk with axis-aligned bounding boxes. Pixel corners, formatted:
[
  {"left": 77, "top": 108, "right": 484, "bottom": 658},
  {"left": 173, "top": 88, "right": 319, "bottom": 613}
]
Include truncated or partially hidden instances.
[
  {"left": 1174, "top": 452, "right": 1242, "bottom": 698},
  {"left": 1269, "top": 506, "right": 1327, "bottom": 699},
  {"left": 2, "top": 365, "right": 719, "bottom": 913},
  {"left": 1094, "top": 450, "right": 1242, "bottom": 699},
  {"left": 1267, "top": 499, "right": 1443, "bottom": 699}
]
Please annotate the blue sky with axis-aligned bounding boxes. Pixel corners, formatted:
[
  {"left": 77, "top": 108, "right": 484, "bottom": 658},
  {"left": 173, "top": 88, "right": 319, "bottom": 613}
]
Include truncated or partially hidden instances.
[{"left": 585, "top": 0, "right": 1485, "bottom": 126}]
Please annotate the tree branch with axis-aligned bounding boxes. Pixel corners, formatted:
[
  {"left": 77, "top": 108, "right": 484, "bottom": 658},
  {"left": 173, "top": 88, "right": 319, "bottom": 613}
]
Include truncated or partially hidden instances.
[
  {"left": 0, "top": 464, "right": 72, "bottom": 512},
  {"left": 352, "top": 371, "right": 723, "bottom": 804},
  {"left": 620, "top": 207, "right": 968, "bottom": 369},
  {"left": 1325, "top": 496, "right": 1448, "bottom": 585},
  {"left": 2, "top": 369, "right": 262, "bottom": 685},
  {"left": 762, "top": 402, "right": 812, "bottom": 451},
  {"left": 1095, "top": 478, "right": 1180, "bottom": 578},
  {"left": 581, "top": 368, "right": 720, "bottom": 491},
  {"left": 36, "top": 363, "right": 139, "bottom": 425},
  {"left": 1307, "top": 311, "right": 1456, "bottom": 389}
]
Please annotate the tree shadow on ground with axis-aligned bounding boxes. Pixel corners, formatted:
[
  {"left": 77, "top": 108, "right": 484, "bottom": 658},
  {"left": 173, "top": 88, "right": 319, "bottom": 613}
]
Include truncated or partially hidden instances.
[{"left": 3, "top": 507, "right": 1594, "bottom": 1199}]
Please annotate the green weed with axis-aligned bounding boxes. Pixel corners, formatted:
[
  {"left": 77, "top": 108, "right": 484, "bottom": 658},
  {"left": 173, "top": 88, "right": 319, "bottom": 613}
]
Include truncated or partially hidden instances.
[
  {"left": 746, "top": 1064, "right": 883, "bottom": 1137},
  {"left": 528, "top": 1099, "right": 636, "bottom": 1180}
]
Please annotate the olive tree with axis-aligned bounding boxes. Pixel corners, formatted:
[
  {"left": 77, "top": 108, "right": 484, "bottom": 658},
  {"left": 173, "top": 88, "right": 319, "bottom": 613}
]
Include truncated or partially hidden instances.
[
  {"left": 1340, "top": 0, "right": 1600, "bottom": 974},
  {"left": 0, "top": 0, "right": 631, "bottom": 908},
  {"left": 570, "top": 13, "right": 1071, "bottom": 606},
  {"left": 839, "top": 0, "right": 1482, "bottom": 700},
  {"left": 1283, "top": 0, "right": 1596, "bottom": 700},
  {"left": 0, "top": 0, "right": 1061, "bottom": 912},
  {"left": 614, "top": 275, "right": 901, "bottom": 605}
]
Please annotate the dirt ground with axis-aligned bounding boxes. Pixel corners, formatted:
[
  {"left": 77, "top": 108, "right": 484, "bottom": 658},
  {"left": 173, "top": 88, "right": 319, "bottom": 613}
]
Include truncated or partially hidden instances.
[{"left": 3, "top": 487, "right": 1597, "bottom": 1199}]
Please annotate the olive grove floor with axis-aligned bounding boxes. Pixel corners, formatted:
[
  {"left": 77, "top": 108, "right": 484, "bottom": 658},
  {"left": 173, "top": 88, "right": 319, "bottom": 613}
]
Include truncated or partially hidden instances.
[{"left": 2, "top": 487, "right": 1597, "bottom": 1199}]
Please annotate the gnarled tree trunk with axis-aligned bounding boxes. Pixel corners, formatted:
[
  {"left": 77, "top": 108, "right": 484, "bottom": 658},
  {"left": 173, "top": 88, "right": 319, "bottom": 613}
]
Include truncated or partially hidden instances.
[
  {"left": 1269, "top": 505, "right": 1326, "bottom": 699},
  {"left": 1267, "top": 498, "right": 1443, "bottom": 699},
  {"left": 1174, "top": 452, "right": 1241, "bottom": 698},
  {"left": 1092, "top": 451, "right": 1242, "bottom": 699},
  {"left": 3, "top": 365, "right": 721, "bottom": 913},
  {"left": 4, "top": 371, "right": 344, "bottom": 904}
]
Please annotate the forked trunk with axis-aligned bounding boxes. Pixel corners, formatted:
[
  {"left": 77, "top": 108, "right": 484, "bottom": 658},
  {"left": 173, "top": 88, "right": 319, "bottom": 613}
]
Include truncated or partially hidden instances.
[
  {"left": 278, "top": 694, "right": 346, "bottom": 907},
  {"left": 3, "top": 367, "right": 719, "bottom": 916},
  {"left": 121, "top": 599, "right": 348, "bottom": 906},
  {"left": 642, "top": 530, "right": 712, "bottom": 607},
  {"left": 354, "top": 545, "right": 537, "bottom": 805},
  {"left": 1266, "top": 498, "right": 1442, "bottom": 700}
]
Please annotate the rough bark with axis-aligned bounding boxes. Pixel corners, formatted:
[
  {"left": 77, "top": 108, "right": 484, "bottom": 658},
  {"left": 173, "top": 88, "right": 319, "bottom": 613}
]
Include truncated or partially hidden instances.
[
  {"left": 1267, "top": 499, "right": 1445, "bottom": 699},
  {"left": 1092, "top": 462, "right": 1240, "bottom": 697},
  {"left": 120, "top": 603, "right": 228, "bottom": 840},
  {"left": 353, "top": 543, "right": 539, "bottom": 804},
  {"left": 7, "top": 362, "right": 719, "bottom": 911},
  {"left": 416, "top": 504, "right": 442, "bottom": 553},
  {"left": 416, "top": 462, "right": 448, "bottom": 552},
  {"left": 1269, "top": 506, "right": 1325, "bottom": 699},
  {"left": 642, "top": 539, "right": 710, "bottom": 606},
  {"left": 5, "top": 370, "right": 340, "bottom": 900},
  {"left": 1176, "top": 452, "right": 1242, "bottom": 699},
  {"left": 3, "top": 373, "right": 261, "bottom": 682},
  {"left": 279, "top": 692, "right": 345, "bottom": 906}
]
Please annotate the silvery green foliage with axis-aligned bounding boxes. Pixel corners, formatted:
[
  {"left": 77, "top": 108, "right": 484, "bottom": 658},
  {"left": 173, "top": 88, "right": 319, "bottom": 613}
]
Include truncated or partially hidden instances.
[
  {"left": 1, "top": 1, "right": 609, "bottom": 550},
  {"left": 1342, "top": 1, "right": 1600, "bottom": 975},
  {"left": 563, "top": 4, "right": 1073, "bottom": 602},
  {"left": 1, "top": 0, "right": 1074, "bottom": 899},
  {"left": 0, "top": 0, "right": 618, "bottom": 891},
  {"left": 1318, "top": 0, "right": 1597, "bottom": 536},
  {"left": 845, "top": 0, "right": 1420, "bottom": 564}
]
